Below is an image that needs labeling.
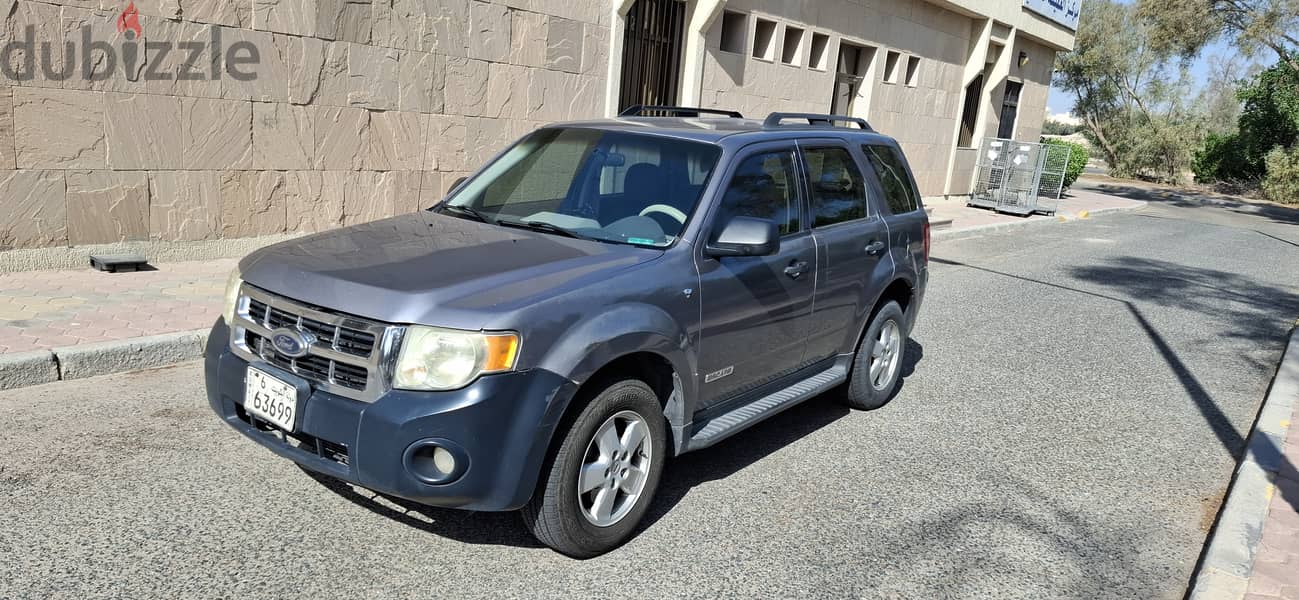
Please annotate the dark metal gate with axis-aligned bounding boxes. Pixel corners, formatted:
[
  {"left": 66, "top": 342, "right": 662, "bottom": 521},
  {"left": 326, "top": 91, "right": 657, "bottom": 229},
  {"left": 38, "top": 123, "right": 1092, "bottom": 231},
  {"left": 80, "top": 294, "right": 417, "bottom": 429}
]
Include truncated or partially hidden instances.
[{"left": 618, "top": 0, "right": 686, "bottom": 111}]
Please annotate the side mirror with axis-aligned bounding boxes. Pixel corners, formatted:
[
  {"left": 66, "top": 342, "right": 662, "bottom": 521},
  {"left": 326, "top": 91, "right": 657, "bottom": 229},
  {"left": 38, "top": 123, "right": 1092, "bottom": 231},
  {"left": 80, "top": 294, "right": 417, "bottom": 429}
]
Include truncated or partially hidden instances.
[
  {"left": 705, "top": 216, "right": 780, "bottom": 258},
  {"left": 448, "top": 176, "right": 468, "bottom": 194}
]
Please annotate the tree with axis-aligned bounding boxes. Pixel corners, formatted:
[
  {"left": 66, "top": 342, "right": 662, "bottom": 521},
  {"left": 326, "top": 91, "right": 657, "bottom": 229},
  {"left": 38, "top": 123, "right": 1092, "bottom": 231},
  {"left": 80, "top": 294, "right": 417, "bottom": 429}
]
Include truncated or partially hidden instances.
[
  {"left": 1055, "top": 0, "right": 1205, "bottom": 182},
  {"left": 1136, "top": 0, "right": 1299, "bottom": 75},
  {"left": 1192, "top": 62, "right": 1299, "bottom": 181}
]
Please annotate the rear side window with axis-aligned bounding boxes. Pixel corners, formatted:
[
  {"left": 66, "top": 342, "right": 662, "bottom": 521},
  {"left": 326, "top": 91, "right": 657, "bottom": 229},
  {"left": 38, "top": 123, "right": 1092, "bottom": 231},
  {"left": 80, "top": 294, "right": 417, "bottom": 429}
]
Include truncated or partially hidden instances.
[
  {"left": 803, "top": 146, "right": 867, "bottom": 227},
  {"left": 715, "top": 150, "right": 801, "bottom": 236},
  {"left": 863, "top": 144, "right": 919, "bottom": 214}
]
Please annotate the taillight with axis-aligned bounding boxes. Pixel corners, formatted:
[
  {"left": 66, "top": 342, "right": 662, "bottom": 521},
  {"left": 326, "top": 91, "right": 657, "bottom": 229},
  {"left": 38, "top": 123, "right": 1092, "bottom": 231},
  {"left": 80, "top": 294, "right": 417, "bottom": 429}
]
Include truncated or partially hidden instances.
[{"left": 922, "top": 220, "right": 931, "bottom": 263}]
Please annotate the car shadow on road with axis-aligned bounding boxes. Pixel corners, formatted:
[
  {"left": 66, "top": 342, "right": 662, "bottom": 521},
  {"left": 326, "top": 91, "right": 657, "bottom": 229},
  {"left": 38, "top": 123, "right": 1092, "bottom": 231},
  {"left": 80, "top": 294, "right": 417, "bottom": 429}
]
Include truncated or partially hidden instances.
[{"left": 300, "top": 340, "right": 926, "bottom": 553}]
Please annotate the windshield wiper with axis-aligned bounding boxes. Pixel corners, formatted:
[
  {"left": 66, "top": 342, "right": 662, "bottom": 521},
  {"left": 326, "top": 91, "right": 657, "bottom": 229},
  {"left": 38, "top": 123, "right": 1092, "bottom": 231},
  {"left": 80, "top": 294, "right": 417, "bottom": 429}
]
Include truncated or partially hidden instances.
[
  {"left": 495, "top": 219, "right": 592, "bottom": 241},
  {"left": 434, "top": 204, "right": 491, "bottom": 223}
]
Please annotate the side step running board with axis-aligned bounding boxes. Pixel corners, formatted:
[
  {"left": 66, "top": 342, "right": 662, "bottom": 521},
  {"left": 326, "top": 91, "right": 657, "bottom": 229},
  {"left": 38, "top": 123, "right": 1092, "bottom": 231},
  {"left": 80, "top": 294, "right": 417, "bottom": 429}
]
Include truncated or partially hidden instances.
[{"left": 684, "top": 364, "right": 848, "bottom": 452}]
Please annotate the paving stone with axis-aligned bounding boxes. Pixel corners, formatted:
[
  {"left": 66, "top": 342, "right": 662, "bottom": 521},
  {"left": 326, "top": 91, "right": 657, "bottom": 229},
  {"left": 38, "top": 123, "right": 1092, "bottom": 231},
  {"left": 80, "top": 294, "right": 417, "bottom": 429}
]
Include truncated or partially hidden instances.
[
  {"left": 0, "top": 170, "right": 67, "bottom": 250},
  {"left": 186, "top": 0, "right": 251, "bottom": 26},
  {"left": 182, "top": 97, "right": 253, "bottom": 170},
  {"left": 318, "top": 0, "right": 372, "bottom": 43},
  {"left": 253, "top": 102, "right": 315, "bottom": 170},
  {"left": 65, "top": 171, "right": 149, "bottom": 245},
  {"left": 423, "top": 113, "right": 466, "bottom": 172},
  {"left": 314, "top": 41, "right": 352, "bottom": 106},
  {"left": 275, "top": 35, "right": 327, "bottom": 105},
  {"left": 253, "top": 0, "right": 316, "bottom": 36},
  {"left": 421, "top": 0, "right": 467, "bottom": 55},
  {"left": 367, "top": 110, "right": 423, "bottom": 171},
  {"left": 104, "top": 92, "right": 184, "bottom": 169},
  {"left": 12, "top": 88, "right": 106, "bottom": 169},
  {"left": 220, "top": 171, "right": 287, "bottom": 237},
  {"left": 582, "top": 23, "right": 609, "bottom": 75},
  {"left": 509, "top": 10, "right": 548, "bottom": 68},
  {"left": 220, "top": 27, "right": 288, "bottom": 102},
  {"left": 149, "top": 171, "right": 222, "bottom": 242},
  {"left": 339, "top": 171, "right": 393, "bottom": 225},
  {"left": 445, "top": 56, "right": 489, "bottom": 116},
  {"left": 0, "top": 87, "right": 14, "bottom": 170},
  {"left": 546, "top": 16, "right": 582, "bottom": 73},
  {"left": 314, "top": 106, "right": 370, "bottom": 170},
  {"left": 284, "top": 171, "right": 342, "bottom": 233},
  {"left": 398, "top": 50, "right": 443, "bottom": 113},
  {"left": 372, "top": 0, "right": 422, "bottom": 50},
  {"left": 467, "top": 1, "right": 509, "bottom": 62},
  {"left": 347, "top": 44, "right": 401, "bottom": 110}
]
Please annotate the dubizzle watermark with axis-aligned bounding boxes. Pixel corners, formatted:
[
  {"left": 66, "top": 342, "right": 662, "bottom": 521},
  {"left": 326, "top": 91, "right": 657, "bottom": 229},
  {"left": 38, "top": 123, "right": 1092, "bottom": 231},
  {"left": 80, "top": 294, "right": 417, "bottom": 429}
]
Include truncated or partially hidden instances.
[{"left": 1, "top": 1, "right": 261, "bottom": 83}]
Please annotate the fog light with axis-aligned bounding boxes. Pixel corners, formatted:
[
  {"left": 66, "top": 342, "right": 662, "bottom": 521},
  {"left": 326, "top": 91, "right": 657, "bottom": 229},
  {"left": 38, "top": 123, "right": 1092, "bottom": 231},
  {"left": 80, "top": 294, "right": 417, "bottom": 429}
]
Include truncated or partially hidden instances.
[{"left": 403, "top": 439, "right": 468, "bottom": 485}]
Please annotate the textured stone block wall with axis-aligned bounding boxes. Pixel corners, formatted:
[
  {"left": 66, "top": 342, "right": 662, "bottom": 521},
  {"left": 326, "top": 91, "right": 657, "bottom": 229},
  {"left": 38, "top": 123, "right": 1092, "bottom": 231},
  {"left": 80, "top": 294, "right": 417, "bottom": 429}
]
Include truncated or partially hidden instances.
[{"left": 0, "top": 0, "right": 609, "bottom": 250}]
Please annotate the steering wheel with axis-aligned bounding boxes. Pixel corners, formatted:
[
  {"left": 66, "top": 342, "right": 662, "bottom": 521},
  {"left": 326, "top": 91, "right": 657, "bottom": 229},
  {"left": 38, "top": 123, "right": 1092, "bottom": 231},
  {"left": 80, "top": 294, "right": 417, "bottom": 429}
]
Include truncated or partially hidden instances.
[{"left": 639, "top": 204, "right": 688, "bottom": 225}]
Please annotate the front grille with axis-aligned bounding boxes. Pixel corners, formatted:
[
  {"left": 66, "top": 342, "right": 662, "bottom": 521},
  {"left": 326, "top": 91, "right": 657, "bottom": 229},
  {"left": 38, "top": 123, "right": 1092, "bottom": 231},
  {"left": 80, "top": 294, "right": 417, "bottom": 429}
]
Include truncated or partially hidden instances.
[
  {"left": 236, "top": 404, "right": 350, "bottom": 466},
  {"left": 248, "top": 298, "right": 377, "bottom": 358},
  {"left": 229, "top": 285, "right": 398, "bottom": 403},
  {"left": 246, "top": 331, "right": 367, "bottom": 390}
]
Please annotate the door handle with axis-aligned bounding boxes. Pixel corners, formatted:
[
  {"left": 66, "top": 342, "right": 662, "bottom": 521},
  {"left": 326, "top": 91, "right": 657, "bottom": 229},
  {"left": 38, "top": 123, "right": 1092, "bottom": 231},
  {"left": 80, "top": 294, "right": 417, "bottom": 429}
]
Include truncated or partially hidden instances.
[
  {"left": 784, "top": 260, "right": 809, "bottom": 279},
  {"left": 865, "top": 240, "right": 886, "bottom": 256}
]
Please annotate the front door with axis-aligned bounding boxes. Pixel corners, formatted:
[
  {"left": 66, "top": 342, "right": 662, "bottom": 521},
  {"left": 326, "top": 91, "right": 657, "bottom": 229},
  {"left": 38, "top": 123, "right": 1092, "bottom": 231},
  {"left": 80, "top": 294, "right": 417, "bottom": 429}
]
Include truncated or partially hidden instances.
[{"left": 695, "top": 145, "right": 816, "bottom": 409}]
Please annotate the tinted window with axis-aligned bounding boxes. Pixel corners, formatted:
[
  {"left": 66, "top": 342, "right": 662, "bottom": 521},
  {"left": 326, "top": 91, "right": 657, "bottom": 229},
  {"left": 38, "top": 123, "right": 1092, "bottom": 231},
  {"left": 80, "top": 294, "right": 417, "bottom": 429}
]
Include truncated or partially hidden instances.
[
  {"left": 803, "top": 146, "right": 867, "bottom": 226},
  {"left": 863, "top": 144, "right": 918, "bottom": 214},
  {"left": 444, "top": 128, "right": 721, "bottom": 247},
  {"left": 714, "top": 150, "right": 801, "bottom": 236}
]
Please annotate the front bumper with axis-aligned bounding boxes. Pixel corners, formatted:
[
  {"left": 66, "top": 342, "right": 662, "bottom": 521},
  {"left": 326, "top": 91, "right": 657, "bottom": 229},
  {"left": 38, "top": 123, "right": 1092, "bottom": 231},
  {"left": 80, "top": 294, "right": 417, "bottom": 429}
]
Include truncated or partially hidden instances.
[{"left": 204, "top": 320, "right": 577, "bottom": 512}]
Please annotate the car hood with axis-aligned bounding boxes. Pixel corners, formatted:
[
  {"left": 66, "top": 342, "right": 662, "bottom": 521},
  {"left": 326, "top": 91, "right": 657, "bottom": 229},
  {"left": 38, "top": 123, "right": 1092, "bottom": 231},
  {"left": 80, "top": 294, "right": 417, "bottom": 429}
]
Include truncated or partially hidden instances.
[{"left": 240, "top": 212, "right": 663, "bottom": 327}]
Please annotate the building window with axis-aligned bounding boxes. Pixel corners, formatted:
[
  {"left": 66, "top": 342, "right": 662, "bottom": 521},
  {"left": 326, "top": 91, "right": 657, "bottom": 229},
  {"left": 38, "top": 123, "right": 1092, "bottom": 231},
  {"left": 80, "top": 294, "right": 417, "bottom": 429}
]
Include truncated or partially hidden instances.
[
  {"left": 719, "top": 11, "right": 746, "bottom": 54},
  {"left": 808, "top": 32, "right": 830, "bottom": 70},
  {"left": 957, "top": 74, "right": 984, "bottom": 148},
  {"left": 831, "top": 42, "right": 871, "bottom": 116},
  {"left": 998, "top": 81, "right": 1023, "bottom": 139},
  {"left": 904, "top": 56, "right": 920, "bottom": 87},
  {"left": 781, "top": 26, "right": 804, "bottom": 65},
  {"left": 883, "top": 50, "right": 901, "bottom": 84},
  {"left": 618, "top": 0, "right": 687, "bottom": 111},
  {"left": 752, "top": 18, "right": 777, "bottom": 61}
]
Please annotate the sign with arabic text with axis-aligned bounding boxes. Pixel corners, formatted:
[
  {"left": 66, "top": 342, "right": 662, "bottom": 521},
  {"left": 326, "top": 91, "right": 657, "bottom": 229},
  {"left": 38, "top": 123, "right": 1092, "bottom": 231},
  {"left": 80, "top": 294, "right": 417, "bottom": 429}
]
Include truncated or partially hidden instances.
[{"left": 1023, "top": 0, "right": 1080, "bottom": 30}]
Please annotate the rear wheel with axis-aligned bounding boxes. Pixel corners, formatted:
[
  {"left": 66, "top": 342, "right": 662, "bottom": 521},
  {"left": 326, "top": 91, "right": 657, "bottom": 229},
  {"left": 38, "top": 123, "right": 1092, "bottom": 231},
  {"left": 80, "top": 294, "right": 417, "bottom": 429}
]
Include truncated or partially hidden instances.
[
  {"left": 844, "top": 301, "right": 907, "bottom": 410},
  {"left": 522, "top": 378, "right": 666, "bottom": 558}
]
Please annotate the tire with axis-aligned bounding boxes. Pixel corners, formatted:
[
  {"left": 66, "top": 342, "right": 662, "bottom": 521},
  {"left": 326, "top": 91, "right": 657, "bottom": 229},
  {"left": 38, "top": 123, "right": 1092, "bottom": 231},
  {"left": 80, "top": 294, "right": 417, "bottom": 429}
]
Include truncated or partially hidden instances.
[
  {"left": 522, "top": 378, "right": 667, "bottom": 558},
  {"left": 844, "top": 301, "right": 908, "bottom": 411}
]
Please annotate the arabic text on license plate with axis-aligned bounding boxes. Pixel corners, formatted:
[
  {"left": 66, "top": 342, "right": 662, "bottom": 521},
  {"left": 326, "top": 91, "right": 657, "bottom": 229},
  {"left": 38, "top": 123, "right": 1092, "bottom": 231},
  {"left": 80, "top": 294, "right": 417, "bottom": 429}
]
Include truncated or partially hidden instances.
[{"left": 245, "top": 368, "right": 298, "bottom": 432}]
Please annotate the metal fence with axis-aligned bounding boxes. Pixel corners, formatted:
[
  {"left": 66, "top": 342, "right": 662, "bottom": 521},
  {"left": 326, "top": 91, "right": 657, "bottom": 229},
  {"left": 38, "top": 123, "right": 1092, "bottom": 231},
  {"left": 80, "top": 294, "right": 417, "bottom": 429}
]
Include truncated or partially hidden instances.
[{"left": 970, "top": 138, "right": 1072, "bottom": 216}]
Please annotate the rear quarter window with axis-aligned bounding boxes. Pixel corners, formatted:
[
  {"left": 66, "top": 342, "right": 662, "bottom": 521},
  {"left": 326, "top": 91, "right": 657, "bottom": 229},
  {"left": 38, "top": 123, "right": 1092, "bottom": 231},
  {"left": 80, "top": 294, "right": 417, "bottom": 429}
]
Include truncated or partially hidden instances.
[{"left": 863, "top": 144, "right": 919, "bottom": 214}]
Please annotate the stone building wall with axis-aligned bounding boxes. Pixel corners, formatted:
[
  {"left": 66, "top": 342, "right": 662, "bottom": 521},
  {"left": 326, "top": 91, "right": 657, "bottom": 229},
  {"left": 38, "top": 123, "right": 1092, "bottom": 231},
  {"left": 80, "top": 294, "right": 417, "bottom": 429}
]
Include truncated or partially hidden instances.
[{"left": 0, "top": 0, "right": 608, "bottom": 250}]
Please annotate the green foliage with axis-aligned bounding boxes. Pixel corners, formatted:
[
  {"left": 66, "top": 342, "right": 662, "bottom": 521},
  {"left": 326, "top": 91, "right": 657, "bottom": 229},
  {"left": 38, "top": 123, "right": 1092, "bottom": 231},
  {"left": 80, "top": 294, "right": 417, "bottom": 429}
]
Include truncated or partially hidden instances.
[
  {"left": 1042, "top": 138, "right": 1089, "bottom": 189},
  {"left": 1042, "top": 120, "right": 1081, "bottom": 135},
  {"left": 1261, "top": 146, "right": 1299, "bottom": 204},
  {"left": 1192, "top": 133, "right": 1253, "bottom": 182},
  {"left": 1192, "top": 63, "right": 1299, "bottom": 182},
  {"left": 1136, "top": 0, "right": 1299, "bottom": 75}
]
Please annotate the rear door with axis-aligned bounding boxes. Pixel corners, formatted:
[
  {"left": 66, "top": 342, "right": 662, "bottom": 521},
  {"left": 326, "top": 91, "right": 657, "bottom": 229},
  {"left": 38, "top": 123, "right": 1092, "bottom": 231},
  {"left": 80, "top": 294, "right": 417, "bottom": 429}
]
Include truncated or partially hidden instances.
[
  {"left": 799, "top": 141, "right": 891, "bottom": 360},
  {"left": 861, "top": 143, "right": 927, "bottom": 279},
  {"left": 695, "top": 143, "right": 817, "bottom": 409}
]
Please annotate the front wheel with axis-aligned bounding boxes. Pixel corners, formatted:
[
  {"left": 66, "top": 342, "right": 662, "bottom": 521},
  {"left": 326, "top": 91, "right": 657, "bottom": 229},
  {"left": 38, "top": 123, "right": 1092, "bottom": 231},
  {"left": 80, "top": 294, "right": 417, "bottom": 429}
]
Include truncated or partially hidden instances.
[
  {"left": 844, "top": 301, "right": 907, "bottom": 410},
  {"left": 522, "top": 378, "right": 667, "bottom": 558}
]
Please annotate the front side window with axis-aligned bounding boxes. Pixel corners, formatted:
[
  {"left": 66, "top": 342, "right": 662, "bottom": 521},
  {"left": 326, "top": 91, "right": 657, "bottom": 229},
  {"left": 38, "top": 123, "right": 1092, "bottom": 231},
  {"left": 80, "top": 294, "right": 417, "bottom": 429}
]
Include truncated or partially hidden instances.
[
  {"left": 803, "top": 146, "right": 867, "bottom": 227},
  {"left": 863, "top": 144, "right": 919, "bottom": 214},
  {"left": 712, "top": 150, "right": 802, "bottom": 237},
  {"left": 442, "top": 128, "right": 721, "bottom": 247}
]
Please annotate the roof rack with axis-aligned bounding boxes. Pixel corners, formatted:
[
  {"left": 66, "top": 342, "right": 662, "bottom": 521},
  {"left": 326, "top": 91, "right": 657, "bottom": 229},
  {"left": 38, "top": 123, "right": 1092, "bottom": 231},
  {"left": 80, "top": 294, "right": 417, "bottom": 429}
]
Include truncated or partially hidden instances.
[
  {"left": 619, "top": 105, "right": 745, "bottom": 119},
  {"left": 763, "top": 112, "right": 873, "bottom": 131}
]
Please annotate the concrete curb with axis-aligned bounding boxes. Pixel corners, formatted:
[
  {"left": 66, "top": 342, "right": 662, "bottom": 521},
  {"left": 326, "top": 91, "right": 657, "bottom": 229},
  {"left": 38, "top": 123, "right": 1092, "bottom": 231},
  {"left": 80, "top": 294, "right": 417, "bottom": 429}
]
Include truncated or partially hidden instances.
[
  {"left": 1188, "top": 325, "right": 1299, "bottom": 599},
  {"left": 932, "top": 201, "right": 1148, "bottom": 242},
  {"left": 0, "top": 329, "right": 209, "bottom": 391}
]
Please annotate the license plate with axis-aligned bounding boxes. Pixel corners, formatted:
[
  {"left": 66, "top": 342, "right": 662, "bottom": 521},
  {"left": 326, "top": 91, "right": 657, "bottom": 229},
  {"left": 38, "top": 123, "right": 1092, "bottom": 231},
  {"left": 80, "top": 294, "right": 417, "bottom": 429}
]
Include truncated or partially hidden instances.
[{"left": 245, "top": 367, "right": 299, "bottom": 432}]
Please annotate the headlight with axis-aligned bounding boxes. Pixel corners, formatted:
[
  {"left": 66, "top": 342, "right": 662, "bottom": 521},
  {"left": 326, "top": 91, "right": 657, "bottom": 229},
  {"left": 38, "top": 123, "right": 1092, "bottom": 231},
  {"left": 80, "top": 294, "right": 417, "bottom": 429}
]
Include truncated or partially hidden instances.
[
  {"left": 394, "top": 326, "right": 519, "bottom": 391},
  {"left": 222, "top": 267, "right": 243, "bottom": 324}
]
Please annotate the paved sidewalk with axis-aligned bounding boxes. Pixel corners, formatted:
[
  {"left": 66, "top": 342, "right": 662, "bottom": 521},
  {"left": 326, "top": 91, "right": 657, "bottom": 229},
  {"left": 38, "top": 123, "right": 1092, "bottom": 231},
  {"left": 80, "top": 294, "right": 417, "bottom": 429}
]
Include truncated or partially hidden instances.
[
  {"left": 0, "top": 259, "right": 233, "bottom": 353},
  {"left": 926, "top": 184, "right": 1142, "bottom": 231},
  {"left": 1245, "top": 398, "right": 1299, "bottom": 600},
  {"left": 0, "top": 186, "right": 1143, "bottom": 358}
]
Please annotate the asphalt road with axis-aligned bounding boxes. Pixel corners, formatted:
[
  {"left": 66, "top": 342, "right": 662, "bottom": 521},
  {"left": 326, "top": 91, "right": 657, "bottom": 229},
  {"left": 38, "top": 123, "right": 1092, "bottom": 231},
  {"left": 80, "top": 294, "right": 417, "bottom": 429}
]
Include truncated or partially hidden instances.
[{"left": 3, "top": 181, "right": 1298, "bottom": 599}]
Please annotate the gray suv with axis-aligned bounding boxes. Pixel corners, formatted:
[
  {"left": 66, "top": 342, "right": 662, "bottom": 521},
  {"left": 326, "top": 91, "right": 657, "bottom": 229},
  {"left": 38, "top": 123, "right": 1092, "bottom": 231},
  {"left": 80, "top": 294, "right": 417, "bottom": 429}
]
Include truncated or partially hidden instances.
[{"left": 206, "top": 108, "right": 929, "bottom": 557}]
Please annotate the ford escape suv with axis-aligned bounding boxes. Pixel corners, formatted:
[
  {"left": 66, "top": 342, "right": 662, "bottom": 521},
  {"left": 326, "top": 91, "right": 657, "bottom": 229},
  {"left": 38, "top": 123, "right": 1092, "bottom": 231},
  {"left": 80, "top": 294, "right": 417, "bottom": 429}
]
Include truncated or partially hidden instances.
[{"left": 206, "top": 107, "right": 929, "bottom": 557}]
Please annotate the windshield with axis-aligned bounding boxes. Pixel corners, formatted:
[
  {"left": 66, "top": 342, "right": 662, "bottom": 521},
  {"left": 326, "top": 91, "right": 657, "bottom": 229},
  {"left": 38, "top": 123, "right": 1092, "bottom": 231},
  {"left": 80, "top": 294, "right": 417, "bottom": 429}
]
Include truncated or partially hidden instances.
[{"left": 438, "top": 128, "right": 722, "bottom": 247}]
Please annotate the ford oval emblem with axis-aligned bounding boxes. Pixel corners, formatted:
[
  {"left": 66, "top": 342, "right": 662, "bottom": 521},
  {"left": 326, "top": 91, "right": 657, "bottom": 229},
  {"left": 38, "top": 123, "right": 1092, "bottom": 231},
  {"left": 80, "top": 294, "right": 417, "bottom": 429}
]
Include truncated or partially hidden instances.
[{"left": 270, "top": 328, "right": 316, "bottom": 358}]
